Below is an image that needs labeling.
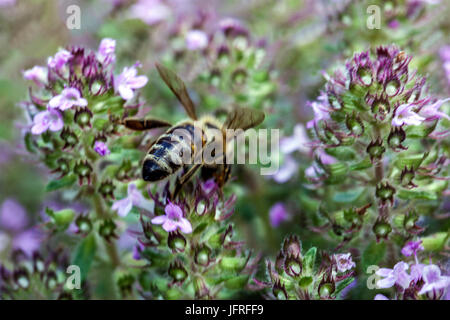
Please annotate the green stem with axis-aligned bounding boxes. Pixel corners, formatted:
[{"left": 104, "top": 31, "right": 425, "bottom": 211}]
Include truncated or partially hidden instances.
[{"left": 83, "top": 133, "right": 121, "bottom": 268}]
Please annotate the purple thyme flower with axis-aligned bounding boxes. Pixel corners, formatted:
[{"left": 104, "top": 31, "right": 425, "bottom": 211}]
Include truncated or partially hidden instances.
[
  {"left": 22, "top": 66, "right": 47, "bottom": 87},
  {"left": 114, "top": 66, "right": 148, "bottom": 100},
  {"left": 376, "top": 261, "right": 412, "bottom": 290},
  {"left": 334, "top": 253, "right": 356, "bottom": 273},
  {"left": 31, "top": 108, "right": 64, "bottom": 135},
  {"left": 418, "top": 98, "right": 450, "bottom": 121},
  {"left": 280, "top": 124, "right": 310, "bottom": 154},
  {"left": 129, "top": 0, "right": 171, "bottom": 26},
  {"left": 97, "top": 38, "right": 116, "bottom": 66},
  {"left": 269, "top": 203, "right": 289, "bottom": 227},
  {"left": 272, "top": 155, "right": 298, "bottom": 183},
  {"left": 401, "top": 240, "right": 424, "bottom": 257},
  {"left": 418, "top": 265, "right": 450, "bottom": 297},
  {"left": 410, "top": 263, "right": 425, "bottom": 283},
  {"left": 112, "top": 183, "right": 154, "bottom": 217},
  {"left": 392, "top": 103, "right": 425, "bottom": 126},
  {"left": 47, "top": 49, "right": 72, "bottom": 72},
  {"left": 151, "top": 201, "right": 192, "bottom": 234},
  {"left": 48, "top": 87, "right": 88, "bottom": 111},
  {"left": 185, "top": 30, "right": 208, "bottom": 51},
  {"left": 0, "top": 199, "right": 28, "bottom": 232},
  {"left": 94, "top": 141, "right": 110, "bottom": 156}
]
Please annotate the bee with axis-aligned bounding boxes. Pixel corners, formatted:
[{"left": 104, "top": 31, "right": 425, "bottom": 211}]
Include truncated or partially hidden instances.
[{"left": 121, "top": 63, "right": 265, "bottom": 197}]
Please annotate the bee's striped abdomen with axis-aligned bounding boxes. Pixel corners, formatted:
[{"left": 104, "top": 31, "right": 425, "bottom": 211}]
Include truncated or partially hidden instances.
[{"left": 142, "top": 122, "right": 204, "bottom": 182}]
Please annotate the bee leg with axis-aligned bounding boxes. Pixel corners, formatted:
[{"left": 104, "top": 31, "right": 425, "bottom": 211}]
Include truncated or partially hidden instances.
[{"left": 172, "top": 163, "right": 202, "bottom": 199}]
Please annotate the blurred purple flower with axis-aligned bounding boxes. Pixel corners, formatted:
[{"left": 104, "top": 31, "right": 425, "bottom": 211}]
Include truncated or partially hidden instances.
[
  {"left": 112, "top": 183, "right": 154, "bottom": 217},
  {"left": 272, "top": 155, "right": 298, "bottom": 183},
  {"left": 0, "top": 199, "right": 28, "bottom": 231},
  {"left": 31, "top": 108, "right": 64, "bottom": 135},
  {"left": 418, "top": 265, "right": 450, "bottom": 296},
  {"left": 49, "top": 87, "right": 88, "bottom": 111},
  {"left": 0, "top": 199, "right": 42, "bottom": 256},
  {"left": 376, "top": 261, "right": 411, "bottom": 289},
  {"left": 12, "top": 229, "right": 42, "bottom": 255},
  {"left": 94, "top": 141, "right": 110, "bottom": 156},
  {"left": 401, "top": 240, "right": 424, "bottom": 257},
  {"left": 185, "top": 30, "right": 208, "bottom": 51},
  {"left": 280, "top": 124, "right": 310, "bottom": 154},
  {"left": 47, "top": 49, "right": 72, "bottom": 72},
  {"left": 374, "top": 294, "right": 389, "bottom": 300},
  {"left": 388, "top": 20, "right": 400, "bottom": 29},
  {"left": 306, "top": 101, "right": 331, "bottom": 129},
  {"left": 418, "top": 98, "right": 450, "bottom": 121},
  {"left": 0, "top": 0, "right": 15, "bottom": 7},
  {"left": 129, "top": 0, "right": 171, "bottom": 26},
  {"left": 114, "top": 66, "right": 148, "bottom": 100},
  {"left": 132, "top": 242, "right": 145, "bottom": 260},
  {"left": 410, "top": 263, "right": 425, "bottom": 283},
  {"left": 392, "top": 103, "right": 425, "bottom": 126},
  {"left": 269, "top": 203, "right": 289, "bottom": 227},
  {"left": 97, "top": 38, "right": 116, "bottom": 66},
  {"left": 22, "top": 66, "right": 47, "bottom": 87},
  {"left": 151, "top": 201, "right": 192, "bottom": 234},
  {"left": 316, "top": 148, "right": 336, "bottom": 165},
  {"left": 334, "top": 253, "right": 356, "bottom": 272}
]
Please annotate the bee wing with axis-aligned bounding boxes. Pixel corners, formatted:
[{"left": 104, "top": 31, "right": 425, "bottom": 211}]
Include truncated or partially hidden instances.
[
  {"left": 122, "top": 117, "right": 172, "bottom": 131},
  {"left": 222, "top": 106, "right": 265, "bottom": 131},
  {"left": 155, "top": 63, "right": 198, "bottom": 120}
]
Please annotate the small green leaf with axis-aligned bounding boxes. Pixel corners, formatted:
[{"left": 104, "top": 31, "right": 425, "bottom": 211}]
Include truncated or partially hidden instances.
[
  {"left": 303, "top": 247, "right": 317, "bottom": 274},
  {"left": 224, "top": 275, "right": 250, "bottom": 289},
  {"left": 72, "top": 234, "right": 97, "bottom": 281},
  {"left": 45, "top": 174, "right": 76, "bottom": 192},
  {"left": 421, "top": 232, "right": 449, "bottom": 252},
  {"left": 333, "top": 187, "right": 365, "bottom": 203},
  {"left": 335, "top": 277, "right": 355, "bottom": 298}
]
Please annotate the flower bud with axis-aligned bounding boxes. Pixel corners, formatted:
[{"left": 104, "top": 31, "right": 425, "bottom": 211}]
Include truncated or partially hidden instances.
[
  {"left": 168, "top": 231, "right": 186, "bottom": 253},
  {"left": 372, "top": 217, "right": 392, "bottom": 241},
  {"left": 400, "top": 167, "right": 417, "bottom": 189},
  {"left": 272, "top": 279, "right": 288, "bottom": 300},
  {"left": 275, "top": 252, "right": 285, "bottom": 274},
  {"left": 369, "top": 95, "right": 390, "bottom": 121},
  {"left": 403, "top": 211, "right": 423, "bottom": 234},
  {"left": 117, "top": 274, "right": 134, "bottom": 296},
  {"left": 345, "top": 113, "right": 364, "bottom": 137},
  {"left": 387, "top": 126, "right": 407, "bottom": 151},
  {"left": 168, "top": 260, "right": 188, "bottom": 283},
  {"left": 375, "top": 182, "right": 396, "bottom": 206},
  {"left": 13, "top": 268, "right": 30, "bottom": 289},
  {"left": 318, "top": 278, "right": 335, "bottom": 299},
  {"left": 45, "top": 270, "right": 59, "bottom": 290},
  {"left": 194, "top": 244, "right": 213, "bottom": 267},
  {"left": 60, "top": 128, "right": 79, "bottom": 149},
  {"left": 98, "top": 219, "right": 117, "bottom": 242},
  {"left": 74, "top": 160, "right": 93, "bottom": 185},
  {"left": 282, "top": 235, "right": 302, "bottom": 257},
  {"left": 284, "top": 253, "right": 303, "bottom": 278},
  {"left": 75, "top": 214, "right": 92, "bottom": 235},
  {"left": 74, "top": 107, "right": 93, "bottom": 129},
  {"left": 98, "top": 180, "right": 115, "bottom": 199},
  {"left": 231, "top": 68, "right": 247, "bottom": 85},
  {"left": 51, "top": 158, "right": 71, "bottom": 177},
  {"left": 366, "top": 139, "right": 385, "bottom": 162}
]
